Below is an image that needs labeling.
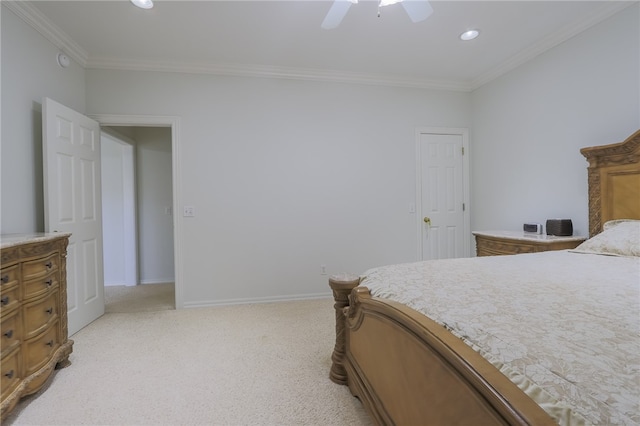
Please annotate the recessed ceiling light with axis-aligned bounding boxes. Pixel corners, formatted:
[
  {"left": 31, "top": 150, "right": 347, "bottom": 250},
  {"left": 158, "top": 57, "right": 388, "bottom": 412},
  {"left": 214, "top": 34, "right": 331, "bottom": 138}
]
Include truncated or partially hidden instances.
[
  {"left": 460, "top": 30, "right": 480, "bottom": 41},
  {"left": 131, "top": 0, "right": 153, "bottom": 9}
]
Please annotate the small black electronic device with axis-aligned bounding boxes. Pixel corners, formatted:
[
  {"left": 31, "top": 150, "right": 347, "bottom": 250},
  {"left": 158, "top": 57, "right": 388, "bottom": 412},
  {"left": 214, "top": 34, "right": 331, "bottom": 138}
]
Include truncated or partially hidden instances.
[
  {"left": 523, "top": 223, "right": 543, "bottom": 234},
  {"left": 546, "top": 219, "right": 573, "bottom": 236}
]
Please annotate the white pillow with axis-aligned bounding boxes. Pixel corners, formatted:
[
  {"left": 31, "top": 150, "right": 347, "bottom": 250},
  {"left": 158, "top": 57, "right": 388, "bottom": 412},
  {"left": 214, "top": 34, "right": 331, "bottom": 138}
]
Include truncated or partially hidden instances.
[{"left": 573, "top": 219, "right": 640, "bottom": 257}]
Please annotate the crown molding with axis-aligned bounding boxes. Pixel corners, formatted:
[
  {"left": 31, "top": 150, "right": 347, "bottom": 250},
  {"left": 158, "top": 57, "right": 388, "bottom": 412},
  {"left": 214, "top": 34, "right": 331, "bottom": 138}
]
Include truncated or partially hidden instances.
[
  {"left": 6, "top": 0, "right": 633, "bottom": 92},
  {"left": 3, "top": 0, "right": 88, "bottom": 67},
  {"left": 4, "top": 0, "right": 470, "bottom": 91},
  {"left": 84, "top": 57, "right": 472, "bottom": 91},
  {"left": 470, "top": 1, "right": 636, "bottom": 90}
]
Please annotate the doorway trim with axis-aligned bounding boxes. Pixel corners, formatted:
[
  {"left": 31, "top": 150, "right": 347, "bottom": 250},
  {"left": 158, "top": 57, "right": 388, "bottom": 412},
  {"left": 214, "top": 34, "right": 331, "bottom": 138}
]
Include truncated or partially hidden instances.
[
  {"left": 415, "top": 127, "right": 471, "bottom": 260},
  {"left": 90, "top": 114, "right": 184, "bottom": 309}
]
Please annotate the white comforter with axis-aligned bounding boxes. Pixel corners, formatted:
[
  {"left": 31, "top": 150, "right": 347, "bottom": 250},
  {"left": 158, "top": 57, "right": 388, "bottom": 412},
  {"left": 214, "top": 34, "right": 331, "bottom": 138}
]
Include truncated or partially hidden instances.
[{"left": 360, "top": 251, "right": 640, "bottom": 425}]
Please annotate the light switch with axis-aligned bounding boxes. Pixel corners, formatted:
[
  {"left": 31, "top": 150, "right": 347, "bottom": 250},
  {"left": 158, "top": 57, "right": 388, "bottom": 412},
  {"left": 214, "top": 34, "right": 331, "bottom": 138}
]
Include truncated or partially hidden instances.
[{"left": 183, "top": 206, "right": 195, "bottom": 217}]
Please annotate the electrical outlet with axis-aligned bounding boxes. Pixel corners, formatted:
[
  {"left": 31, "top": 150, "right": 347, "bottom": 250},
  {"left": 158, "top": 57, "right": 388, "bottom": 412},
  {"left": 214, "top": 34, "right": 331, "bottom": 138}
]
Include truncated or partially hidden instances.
[
  {"left": 321, "top": 264, "right": 327, "bottom": 275},
  {"left": 183, "top": 206, "right": 195, "bottom": 217}
]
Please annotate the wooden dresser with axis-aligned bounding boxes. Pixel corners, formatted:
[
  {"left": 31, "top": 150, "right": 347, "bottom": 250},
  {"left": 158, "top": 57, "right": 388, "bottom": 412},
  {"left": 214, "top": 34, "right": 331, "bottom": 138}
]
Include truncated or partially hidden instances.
[
  {"left": 473, "top": 231, "right": 587, "bottom": 256},
  {"left": 1, "top": 233, "right": 74, "bottom": 421}
]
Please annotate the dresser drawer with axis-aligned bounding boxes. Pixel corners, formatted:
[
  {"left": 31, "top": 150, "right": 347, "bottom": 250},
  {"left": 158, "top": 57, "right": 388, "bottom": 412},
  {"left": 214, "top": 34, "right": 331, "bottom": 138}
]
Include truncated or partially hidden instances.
[
  {"left": 477, "top": 239, "right": 536, "bottom": 256},
  {"left": 1, "top": 347, "right": 21, "bottom": 401},
  {"left": 1, "top": 265, "right": 19, "bottom": 288},
  {"left": 1, "top": 265, "right": 21, "bottom": 316},
  {"left": 22, "top": 253, "right": 59, "bottom": 282},
  {"left": 0, "top": 284, "right": 21, "bottom": 315},
  {"left": 23, "top": 291, "right": 59, "bottom": 339},
  {"left": 23, "top": 273, "right": 58, "bottom": 300},
  {"left": 1, "top": 309, "right": 22, "bottom": 357},
  {"left": 24, "top": 321, "right": 60, "bottom": 376}
]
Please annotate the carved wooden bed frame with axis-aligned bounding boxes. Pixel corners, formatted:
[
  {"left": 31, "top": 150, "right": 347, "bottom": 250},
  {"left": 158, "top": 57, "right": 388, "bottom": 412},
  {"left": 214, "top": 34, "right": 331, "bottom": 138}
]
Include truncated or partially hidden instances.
[{"left": 329, "top": 129, "right": 640, "bottom": 425}]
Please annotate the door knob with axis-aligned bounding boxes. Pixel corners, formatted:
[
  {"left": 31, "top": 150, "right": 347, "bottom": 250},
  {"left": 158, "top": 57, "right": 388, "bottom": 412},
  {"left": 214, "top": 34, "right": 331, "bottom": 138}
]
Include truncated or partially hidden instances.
[{"left": 423, "top": 217, "right": 431, "bottom": 225}]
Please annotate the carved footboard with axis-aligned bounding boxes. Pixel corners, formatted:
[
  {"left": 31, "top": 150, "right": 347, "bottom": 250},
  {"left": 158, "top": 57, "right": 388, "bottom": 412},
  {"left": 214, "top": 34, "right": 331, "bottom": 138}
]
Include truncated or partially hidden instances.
[{"left": 329, "top": 276, "right": 554, "bottom": 426}]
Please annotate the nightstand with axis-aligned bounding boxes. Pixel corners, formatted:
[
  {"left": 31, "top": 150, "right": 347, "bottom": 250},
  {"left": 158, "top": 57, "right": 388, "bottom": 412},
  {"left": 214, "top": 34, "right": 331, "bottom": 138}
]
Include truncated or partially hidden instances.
[{"left": 472, "top": 231, "right": 587, "bottom": 256}]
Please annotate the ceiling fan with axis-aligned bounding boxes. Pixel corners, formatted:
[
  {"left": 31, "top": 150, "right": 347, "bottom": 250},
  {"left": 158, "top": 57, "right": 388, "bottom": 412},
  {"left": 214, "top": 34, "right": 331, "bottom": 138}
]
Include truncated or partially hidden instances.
[{"left": 321, "top": 0, "right": 433, "bottom": 30}]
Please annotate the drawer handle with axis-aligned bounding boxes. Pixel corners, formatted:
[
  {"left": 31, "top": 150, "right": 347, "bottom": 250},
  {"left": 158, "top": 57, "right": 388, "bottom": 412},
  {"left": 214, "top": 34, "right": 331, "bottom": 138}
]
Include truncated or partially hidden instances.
[
  {"left": 45, "top": 307, "right": 54, "bottom": 315},
  {"left": 4, "top": 370, "right": 14, "bottom": 379},
  {"left": 46, "top": 340, "right": 54, "bottom": 347},
  {"left": 45, "top": 279, "right": 54, "bottom": 287},
  {"left": 45, "top": 261, "right": 53, "bottom": 269},
  {"left": 3, "top": 329, "right": 13, "bottom": 339},
  {"left": 1, "top": 275, "right": 8, "bottom": 283},
  {"left": 1, "top": 296, "right": 8, "bottom": 306}
]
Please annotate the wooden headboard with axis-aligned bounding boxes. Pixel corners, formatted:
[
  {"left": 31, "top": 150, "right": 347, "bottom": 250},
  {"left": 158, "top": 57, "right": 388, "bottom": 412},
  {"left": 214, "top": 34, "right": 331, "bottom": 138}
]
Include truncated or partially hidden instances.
[{"left": 581, "top": 129, "right": 640, "bottom": 237}]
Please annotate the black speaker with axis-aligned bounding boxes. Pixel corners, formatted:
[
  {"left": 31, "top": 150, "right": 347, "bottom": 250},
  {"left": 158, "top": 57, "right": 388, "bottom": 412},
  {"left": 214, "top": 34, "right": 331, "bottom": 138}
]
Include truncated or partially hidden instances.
[{"left": 546, "top": 219, "right": 573, "bottom": 236}]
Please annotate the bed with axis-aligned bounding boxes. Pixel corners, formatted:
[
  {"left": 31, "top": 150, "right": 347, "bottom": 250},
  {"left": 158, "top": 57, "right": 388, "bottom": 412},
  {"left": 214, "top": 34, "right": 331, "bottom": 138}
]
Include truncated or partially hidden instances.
[{"left": 328, "top": 129, "right": 640, "bottom": 425}]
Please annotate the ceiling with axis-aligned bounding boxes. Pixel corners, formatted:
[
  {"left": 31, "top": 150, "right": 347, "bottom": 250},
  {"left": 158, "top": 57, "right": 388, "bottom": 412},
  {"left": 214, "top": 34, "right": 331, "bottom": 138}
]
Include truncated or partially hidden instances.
[{"left": 15, "top": 0, "right": 636, "bottom": 90}]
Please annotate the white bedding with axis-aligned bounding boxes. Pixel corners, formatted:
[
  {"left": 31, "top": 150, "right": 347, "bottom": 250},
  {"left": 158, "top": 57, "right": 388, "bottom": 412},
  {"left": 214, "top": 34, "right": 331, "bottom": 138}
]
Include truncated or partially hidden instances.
[{"left": 360, "top": 250, "right": 640, "bottom": 425}]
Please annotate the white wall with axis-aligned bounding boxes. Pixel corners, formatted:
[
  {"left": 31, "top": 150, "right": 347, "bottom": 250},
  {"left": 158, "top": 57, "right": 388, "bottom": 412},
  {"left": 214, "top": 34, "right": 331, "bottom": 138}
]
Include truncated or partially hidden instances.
[
  {"left": 470, "top": 4, "right": 640, "bottom": 237},
  {"left": 85, "top": 72, "right": 471, "bottom": 304},
  {"left": 134, "top": 127, "right": 174, "bottom": 284},
  {"left": 1, "top": 4, "right": 86, "bottom": 233}
]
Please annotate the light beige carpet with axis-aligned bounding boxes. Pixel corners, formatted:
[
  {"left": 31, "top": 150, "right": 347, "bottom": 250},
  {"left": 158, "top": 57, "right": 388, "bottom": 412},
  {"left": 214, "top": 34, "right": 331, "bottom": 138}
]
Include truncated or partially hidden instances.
[
  {"left": 5, "top": 295, "right": 372, "bottom": 425},
  {"left": 104, "top": 283, "right": 175, "bottom": 313}
]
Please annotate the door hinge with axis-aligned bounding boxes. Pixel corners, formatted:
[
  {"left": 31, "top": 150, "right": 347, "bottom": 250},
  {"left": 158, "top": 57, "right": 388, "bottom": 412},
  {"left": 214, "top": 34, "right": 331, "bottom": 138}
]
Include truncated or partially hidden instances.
[
  {"left": 463, "top": 203, "right": 466, "bottom": 211},
  {"left": 461, "top": 146, "right": 464, "bottom": 155}
]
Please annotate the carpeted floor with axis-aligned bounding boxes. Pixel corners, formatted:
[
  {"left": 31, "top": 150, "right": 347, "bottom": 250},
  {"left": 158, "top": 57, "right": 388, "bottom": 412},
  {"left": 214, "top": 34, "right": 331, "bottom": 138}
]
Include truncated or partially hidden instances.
[
  {"left": 104, "top": 283, "right": 175, "bottom": 313},
  {"left": 5, "top": 285, "right": 371, "bottom": 425}
]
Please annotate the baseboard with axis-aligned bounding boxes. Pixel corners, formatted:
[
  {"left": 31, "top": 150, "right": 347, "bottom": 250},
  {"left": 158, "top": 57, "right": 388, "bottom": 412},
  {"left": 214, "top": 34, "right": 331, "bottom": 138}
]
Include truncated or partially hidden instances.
[
  {"left": 183, "top": 292, "right": 333, "bottom": 309},
  {"left": 139, "top": 279, "right": 175, "bottom": 285}
]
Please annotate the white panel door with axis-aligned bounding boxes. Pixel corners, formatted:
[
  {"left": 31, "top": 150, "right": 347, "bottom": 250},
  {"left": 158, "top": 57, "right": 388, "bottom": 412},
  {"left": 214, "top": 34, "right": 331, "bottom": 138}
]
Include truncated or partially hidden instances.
[
  {"left": 43, "top": 98, "right": 105, "bottom": 335},
  {"left": 417, "top": 131, "right": 467, "bottom": 260}
]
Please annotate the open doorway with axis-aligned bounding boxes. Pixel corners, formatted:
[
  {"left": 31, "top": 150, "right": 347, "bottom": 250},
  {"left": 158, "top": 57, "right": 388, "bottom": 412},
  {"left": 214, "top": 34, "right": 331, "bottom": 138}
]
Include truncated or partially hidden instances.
[
  {"left": 100, "top": 125, "right": 175, "bottom": 312},
  {"left": 91, "top": 114, "right": 183, "bottom": 310}
]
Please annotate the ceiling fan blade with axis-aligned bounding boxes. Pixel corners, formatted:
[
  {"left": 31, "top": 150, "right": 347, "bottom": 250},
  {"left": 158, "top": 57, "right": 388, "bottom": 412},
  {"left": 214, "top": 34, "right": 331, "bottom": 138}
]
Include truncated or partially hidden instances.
[
  {"left": 401, "top": 0, "right": 433, "bottom": 23},
  {"left": 321, "top": 0, "right": 354, "bottom": 30}
]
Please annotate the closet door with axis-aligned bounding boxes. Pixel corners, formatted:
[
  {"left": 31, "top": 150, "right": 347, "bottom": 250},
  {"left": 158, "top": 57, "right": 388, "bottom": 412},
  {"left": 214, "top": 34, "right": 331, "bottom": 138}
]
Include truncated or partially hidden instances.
[{"left": 416, "top": 129, "right": 469, "bottom": 260}]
